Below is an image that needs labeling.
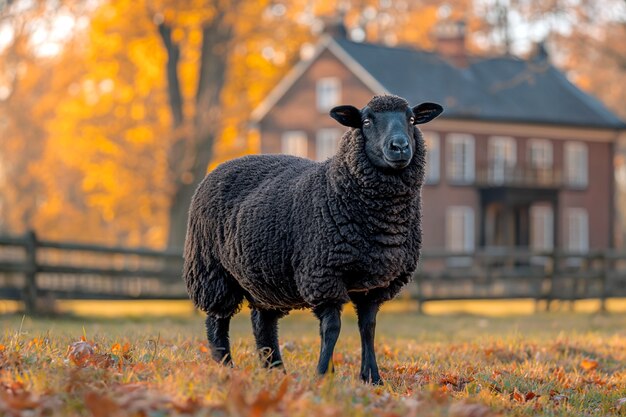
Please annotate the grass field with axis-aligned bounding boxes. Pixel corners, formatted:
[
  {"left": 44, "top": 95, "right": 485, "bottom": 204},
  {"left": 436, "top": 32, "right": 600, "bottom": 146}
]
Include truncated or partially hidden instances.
[{"left": 0, "top": 303, "right": 625, "bottom": 416}]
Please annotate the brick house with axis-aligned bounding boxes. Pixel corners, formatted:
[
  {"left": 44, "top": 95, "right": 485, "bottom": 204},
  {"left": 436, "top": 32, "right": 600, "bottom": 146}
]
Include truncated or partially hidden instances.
[{"left": 250, "top": 21, "right": 626, "bottom": 253}]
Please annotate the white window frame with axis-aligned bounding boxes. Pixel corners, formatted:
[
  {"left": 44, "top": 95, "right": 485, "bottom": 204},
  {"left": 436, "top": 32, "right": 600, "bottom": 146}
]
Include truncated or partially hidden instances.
[
  {"left": 528, "top": 139, "right": 553, "bottom": 169},
  {"left": 530, "top": 204, "right": 553, "bottom": 252},
  {"left": 446, "top": 206, "right": 475, "bottom": 252},
  {"left": 281, "top": 131, "right": 308, "bottom": 158},
  {"left": 316, "top": 77, "right": 341, "bottom": 112},
  {"left": 423, "top": 132, "right": 440, "bottom": 184},
  {"left": 488, "top": 136, "right": 517, "bottom": 184},
  {"left": 447, "top": 133, "right": 475, "bottom": 184},
  {"left": 315, "top": 128, "right": 340, "bottom": 161},
  {"left": 564, "top": 142, "right": 588, "bottom": 188},
  {"left": 565, "top": 208, "right": 589, "bottom": 253}
]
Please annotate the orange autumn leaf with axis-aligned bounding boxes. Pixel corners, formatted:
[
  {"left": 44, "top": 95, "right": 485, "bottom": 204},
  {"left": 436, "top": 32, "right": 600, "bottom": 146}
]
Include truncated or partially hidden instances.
[
  {"left": 512, "top": 389, "right": 539, "bottom": 403},
  {"left": 67, "top": 340, "right": 95, "bottom": 366},
  {"left": 580, "top": 358, "right": 599, "bottom": 371},
  {"left": 84, "top": 392, "right": 122, "bottom": 417}
]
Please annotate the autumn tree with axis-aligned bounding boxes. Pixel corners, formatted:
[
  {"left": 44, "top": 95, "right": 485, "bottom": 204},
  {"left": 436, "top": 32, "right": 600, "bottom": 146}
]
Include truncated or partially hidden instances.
[{"left": 0, "top": 1, "right": 89, "bottom": 233}]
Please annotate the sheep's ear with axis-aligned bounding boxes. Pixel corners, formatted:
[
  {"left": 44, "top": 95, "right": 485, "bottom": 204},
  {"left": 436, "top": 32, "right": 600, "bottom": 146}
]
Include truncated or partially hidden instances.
[
  {"left": 330, "top": 105, "right": 362, "bottom": 128},
  {"left": 412, "top": 102, "right": 443, "bottom": 124}
]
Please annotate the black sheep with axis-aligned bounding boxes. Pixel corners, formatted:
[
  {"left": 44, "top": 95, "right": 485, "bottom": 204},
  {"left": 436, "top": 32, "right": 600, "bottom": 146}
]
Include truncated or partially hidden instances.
[{"left": 183, "top": 94, "right": 443, "bottom": 384}]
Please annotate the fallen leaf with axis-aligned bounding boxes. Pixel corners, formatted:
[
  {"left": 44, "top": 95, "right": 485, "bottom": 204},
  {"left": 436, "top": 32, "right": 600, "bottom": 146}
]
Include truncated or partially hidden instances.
[
  {"left": 580, "top": 358, "right": 599, "bottom": 371},
  {"left": 67, "top": 341, "right": 95, "bottom": 366},
  {"left": 549, "top": 390, "right": 568, "bottom": 406},
  {"left": 84, "top": 392, "right": 121, "bottom": 417},
  {"left": 512, "top": 389, "right": 539, "bottom": 403},
  {"left": 449, "top": 402, "right": 495, "bottom": 417}
]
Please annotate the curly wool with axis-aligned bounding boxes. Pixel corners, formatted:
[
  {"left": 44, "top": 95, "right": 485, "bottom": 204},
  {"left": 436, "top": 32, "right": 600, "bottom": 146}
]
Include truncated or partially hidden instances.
[
  {"left": 366, "top": 95, "right": 409, "bottom": 113},
  {"left": 183, "top": 96, "right": 426, "bottom": 316}
]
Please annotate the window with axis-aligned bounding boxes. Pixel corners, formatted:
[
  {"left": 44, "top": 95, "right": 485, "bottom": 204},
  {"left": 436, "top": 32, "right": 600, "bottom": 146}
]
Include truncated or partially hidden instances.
[
  {"left": 447, "top": 134, "right": 475, "bottom": 184},
  {"left": 566, "top": 208, "right": 589, "bottom": 253},
  {"left": 488, "top": 136, "right": 516, "bottom": 184},
  {"left": 316, "top": 77, "right": 340, "bottom": 111},
  {"left": 528, "top": 139, "right": 553, "bottom": 169},
  {"left": 316, "top": 128, "right": 340, "bottom": 161},
  {"left": 564, "top": 142, "right": 588, "bottom": 188},
  {"left": 446, "top": 206, "right": 474, "bottom": 252},
  {"left": 423, "top": 132, "right": 440, "bottom": 184},
  {"left": 281, "top": 131, "right": 308, "bottom": 158},
  {"left": 530, "top": 204, "right": 553, "bottom": 251}
]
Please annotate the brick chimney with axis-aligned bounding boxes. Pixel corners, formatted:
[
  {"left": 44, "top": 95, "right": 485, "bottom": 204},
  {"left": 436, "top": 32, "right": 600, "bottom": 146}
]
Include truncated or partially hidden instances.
[
  {"left": 323, "top": 14, "right": 348, "bottom": 39},
  {"left": 434, "top": 20, "right": 468, "bottom": 67}
]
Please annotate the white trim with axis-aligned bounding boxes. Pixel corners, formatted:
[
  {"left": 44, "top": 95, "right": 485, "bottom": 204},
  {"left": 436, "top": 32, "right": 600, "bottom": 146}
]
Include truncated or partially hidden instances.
[
  {"left": 446, "top": 206, "right": 475, "bottom": 252},
  {"left": 447, "top": 133, "right": 475, "bottom": 184},
  {"left": 565, "top": 208, "right": 589, "bottom": 253},
  {"left": 488, "top": 136, "right": 516, "bottom": 184},
  {"left": 316, "top": 77, "right": 341, "bottom": 112},
  {"left": 427, "top": 118, "right": 621, "bottom": 142},
  {"left": 250, "top": 35, "right": 387, "bottom": 122},
  {"left": 281, "top": 131, "right": 308, "bottom": 158},
  {"left": 564, "top": 141, "right": 588, "bottom": 188},
  {"left": 528, "top": 138, "right": 553, "bottom": 169},
  {"left": 251, "top": 36, "right": 332, "bottom": 122},
  {"left": 530, "top": 204, "right": 554, "bottom": 251},
  {"left": 315, "top": 128, "right": 340, "bottom": 161},
  {"left": 325, "top": 38, "right": 388, "bottom": 95}
]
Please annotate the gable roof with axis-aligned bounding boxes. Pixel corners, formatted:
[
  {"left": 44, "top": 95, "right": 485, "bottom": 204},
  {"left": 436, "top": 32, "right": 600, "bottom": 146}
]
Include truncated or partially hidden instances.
[{"left": 252, "top": 35, "right": 626, "bottom": 129}]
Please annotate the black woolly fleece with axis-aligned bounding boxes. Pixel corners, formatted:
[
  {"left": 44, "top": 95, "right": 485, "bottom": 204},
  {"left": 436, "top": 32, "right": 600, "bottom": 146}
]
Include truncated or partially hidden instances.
[{"left": 183, "top": 95, "right": 426, "bottom": 317}]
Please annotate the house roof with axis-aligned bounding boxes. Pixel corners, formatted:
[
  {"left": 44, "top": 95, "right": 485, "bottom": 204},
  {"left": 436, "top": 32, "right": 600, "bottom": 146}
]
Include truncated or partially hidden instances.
[{"left": 252, "top": 35, "right": 626, "bottom": 129}]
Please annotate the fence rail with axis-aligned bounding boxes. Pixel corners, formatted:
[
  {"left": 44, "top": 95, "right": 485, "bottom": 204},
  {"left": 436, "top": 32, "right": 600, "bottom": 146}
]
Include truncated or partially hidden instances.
[{"left": 1, "top": 231, "right": 626, "bottom": 314}]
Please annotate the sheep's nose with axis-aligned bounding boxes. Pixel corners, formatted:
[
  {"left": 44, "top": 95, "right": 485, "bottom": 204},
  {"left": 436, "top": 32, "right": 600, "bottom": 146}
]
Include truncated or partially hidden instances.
[{"left": 388, "top": 136, "right": 410, "bottom": 154}]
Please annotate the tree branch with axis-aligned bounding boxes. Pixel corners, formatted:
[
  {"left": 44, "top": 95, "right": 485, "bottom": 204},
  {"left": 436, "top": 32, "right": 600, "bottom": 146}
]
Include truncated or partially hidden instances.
[{"left": 156, "top": 22, "right": 184, "bottom": 127}]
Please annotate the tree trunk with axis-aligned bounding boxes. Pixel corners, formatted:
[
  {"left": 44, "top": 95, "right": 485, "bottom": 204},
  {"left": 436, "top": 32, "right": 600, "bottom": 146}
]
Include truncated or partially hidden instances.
[{"left": 159, "top": 8, "right": 234, "bottom": 250}]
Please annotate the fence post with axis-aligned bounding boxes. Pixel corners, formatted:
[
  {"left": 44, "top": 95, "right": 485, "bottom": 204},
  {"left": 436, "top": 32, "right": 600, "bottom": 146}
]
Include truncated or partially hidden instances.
[
  {"left": 23, "top": 230, "right": 38, "bottom": 315},
  {"left": 599, "top": 252, "right": 609, "bottom": 313},
  {"left": 414, "top": 271, "right": 424, "bottom": 314},
  {"left": 545, "top": 251, "right": 558, "bottom": 312}
]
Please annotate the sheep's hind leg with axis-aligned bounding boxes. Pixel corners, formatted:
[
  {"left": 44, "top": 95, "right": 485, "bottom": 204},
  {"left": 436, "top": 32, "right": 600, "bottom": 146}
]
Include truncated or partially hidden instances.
[
  {"left": 355, "top": 300, "right": 382, "bottom": 385},
  {"left": 206, "top": 315, "right": 233, "bottom": 365},
  {"left": 251, "top": 309, "right": 287, "bottom": 368},
  {"left": 313, "top": 303, "right": 342, "bottom": 376}
]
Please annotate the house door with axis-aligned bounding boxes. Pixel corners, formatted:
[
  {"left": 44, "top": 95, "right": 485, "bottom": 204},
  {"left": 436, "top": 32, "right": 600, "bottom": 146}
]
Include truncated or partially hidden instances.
[{"left": 484, "top": 203, "right": 529, "bottom": 248}]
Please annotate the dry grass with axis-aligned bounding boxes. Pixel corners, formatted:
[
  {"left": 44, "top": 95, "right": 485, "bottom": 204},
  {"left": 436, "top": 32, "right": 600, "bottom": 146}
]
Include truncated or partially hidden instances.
[{"left": 0, "top": 305, "right": 625, "bottom": 416}]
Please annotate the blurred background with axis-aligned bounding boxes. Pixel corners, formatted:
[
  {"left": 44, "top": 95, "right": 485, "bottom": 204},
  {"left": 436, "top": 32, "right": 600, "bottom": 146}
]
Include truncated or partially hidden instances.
[{"left": 1, "top": 0, "right": 626, "bottom": 314}]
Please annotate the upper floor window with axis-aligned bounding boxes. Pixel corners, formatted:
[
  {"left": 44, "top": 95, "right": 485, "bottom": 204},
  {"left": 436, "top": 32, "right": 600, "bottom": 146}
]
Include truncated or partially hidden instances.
[
  {"left": 528, "top": 139, "right": 553, "bottom": 169},
  {"left": 488, "top": 136, "right": 516, "bottom": 184},
  {"left": 565, "top": 208, "right": 589, "bottom": 253},
  {"left": 316, "top": 77, "right": 341, "bottom": 112},
  {"left": 564, "top": 142, "right": 588, "bottom": 188},
  {"left": 423, "top": 132, "right": 440, "bottom": 184},
  {"left": 281, "top": 131, "right": 308, "bottom": 158},
  {"left": 316, "top": 128, "right": 340, "bottom": 161},
  {"left": 447, "top": 133, "right": 475, "bottom": 184}
]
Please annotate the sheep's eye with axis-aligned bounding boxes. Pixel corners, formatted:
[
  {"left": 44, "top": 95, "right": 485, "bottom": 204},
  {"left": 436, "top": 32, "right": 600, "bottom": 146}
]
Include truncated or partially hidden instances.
[
  {"left": 363, "top": 119, "right": 371, "bottom": 127},
  {"left": 409, "top": 116, "right": 415, "bottom": 124}
]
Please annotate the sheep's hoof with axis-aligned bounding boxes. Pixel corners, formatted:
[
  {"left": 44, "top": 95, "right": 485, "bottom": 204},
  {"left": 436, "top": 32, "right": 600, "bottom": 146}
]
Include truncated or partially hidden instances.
[{"left": 361, "top": 371, "right": 383, "bottom": 385}]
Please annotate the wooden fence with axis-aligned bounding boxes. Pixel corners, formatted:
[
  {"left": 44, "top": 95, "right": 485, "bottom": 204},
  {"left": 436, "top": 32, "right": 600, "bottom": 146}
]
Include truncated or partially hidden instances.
[{"left": 1, "top": 231, "right": 626, "bottom": 314}]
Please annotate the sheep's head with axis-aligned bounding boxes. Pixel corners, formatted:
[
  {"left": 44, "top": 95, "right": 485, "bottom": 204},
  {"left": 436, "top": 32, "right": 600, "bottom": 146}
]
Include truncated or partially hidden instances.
[{"left": 330, "top": 95, "right": 443, "bottom": 170}]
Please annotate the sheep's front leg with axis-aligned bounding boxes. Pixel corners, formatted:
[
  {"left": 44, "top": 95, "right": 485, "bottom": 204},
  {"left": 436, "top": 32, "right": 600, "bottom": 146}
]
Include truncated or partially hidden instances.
[
  {"left": 251, "top": 308, "right": 286, "bottom": 369},
  {"left": 355, "top": 300, "right": 382, "bottom": 385},
  {"left": 205, "top": 315, "right": 233, "bottom": 365},
  {"left": 313, "top": 303, "right": 342, "bottom": 375}
]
